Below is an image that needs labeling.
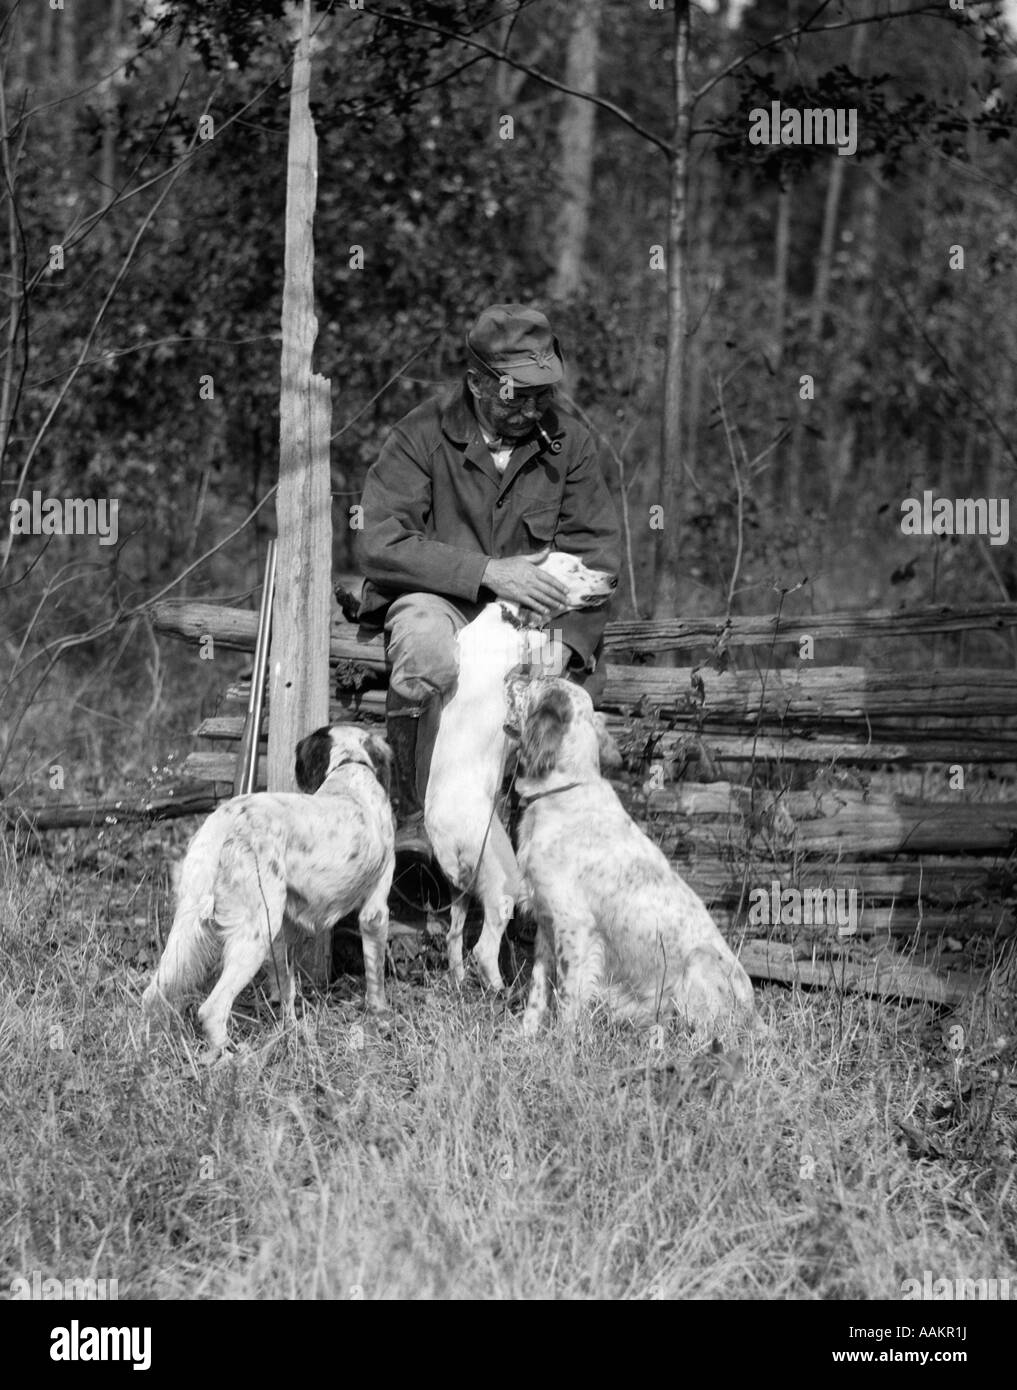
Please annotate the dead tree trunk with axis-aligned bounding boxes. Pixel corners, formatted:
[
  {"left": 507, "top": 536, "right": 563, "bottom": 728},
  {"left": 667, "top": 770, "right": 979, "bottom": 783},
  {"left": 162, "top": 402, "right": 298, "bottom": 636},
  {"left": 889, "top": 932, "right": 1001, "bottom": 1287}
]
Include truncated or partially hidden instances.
[
  {"left": 271, "top": 0, "right": 333, "bottom": 787},
  {"left": 270, "top": 0, "right": 334, "bottom": 977},
  {"left": 269, "top": 0, "right": 333, "bottom": 978}
]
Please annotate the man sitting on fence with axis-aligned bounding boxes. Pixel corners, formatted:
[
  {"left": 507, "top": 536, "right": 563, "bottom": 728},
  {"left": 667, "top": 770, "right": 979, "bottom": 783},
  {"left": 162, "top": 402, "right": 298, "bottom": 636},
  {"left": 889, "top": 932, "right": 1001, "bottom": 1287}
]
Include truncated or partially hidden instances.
[{"left": 357, "top": 303, "right": 621, "bottom": 855}]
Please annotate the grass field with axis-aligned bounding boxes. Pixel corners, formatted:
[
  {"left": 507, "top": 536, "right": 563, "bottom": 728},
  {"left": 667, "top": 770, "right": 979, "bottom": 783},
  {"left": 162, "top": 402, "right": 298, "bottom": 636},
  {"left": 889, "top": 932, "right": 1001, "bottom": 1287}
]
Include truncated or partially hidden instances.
[{"left": 3, "top": 820, "right": 1015, "bottom": 1303}]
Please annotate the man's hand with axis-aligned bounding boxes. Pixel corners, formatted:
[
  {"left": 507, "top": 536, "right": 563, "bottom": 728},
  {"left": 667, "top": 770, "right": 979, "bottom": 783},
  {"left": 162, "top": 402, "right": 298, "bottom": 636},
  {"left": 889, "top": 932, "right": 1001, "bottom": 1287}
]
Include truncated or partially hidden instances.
[{"left": 482, "top": 550, "right": 570, "bottom": 615}]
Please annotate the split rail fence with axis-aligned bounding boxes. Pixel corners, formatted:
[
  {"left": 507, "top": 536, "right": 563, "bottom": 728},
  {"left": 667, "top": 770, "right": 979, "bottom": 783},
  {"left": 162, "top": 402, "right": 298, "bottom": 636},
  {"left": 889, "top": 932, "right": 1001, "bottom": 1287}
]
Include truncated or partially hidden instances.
[{"left": 146, "top": 596, "right": 1017, "bottom": 1004}]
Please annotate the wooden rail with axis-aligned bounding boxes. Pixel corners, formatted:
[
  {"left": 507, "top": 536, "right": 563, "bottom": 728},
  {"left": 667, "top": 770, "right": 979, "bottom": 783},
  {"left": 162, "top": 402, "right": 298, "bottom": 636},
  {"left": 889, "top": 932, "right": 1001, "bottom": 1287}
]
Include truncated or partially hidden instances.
[{"left": 151, "top": 597, "right": 1017, "bottom": 658}]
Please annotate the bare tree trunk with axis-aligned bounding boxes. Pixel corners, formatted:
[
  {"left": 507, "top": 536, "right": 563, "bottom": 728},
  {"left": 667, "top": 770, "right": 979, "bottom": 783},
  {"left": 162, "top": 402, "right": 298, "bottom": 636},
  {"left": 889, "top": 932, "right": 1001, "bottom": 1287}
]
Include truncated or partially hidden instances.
[
  {"left": 789, "top": 19, "right": 868, "bottom": 511},
  {"left": 808, "top": 23, "right": 868, "bottom": 346},
  {"left": 685, "top": 143, "right": 718, "bottom": 487},
  {"left": 769, "top": 184, "right": 792, "bottom": 508},
  {"left": 549, "top": 0, "right": 603, "bottom": 300},
  {"left": 773, "top": 184, "right": 791, "bottom": 368},
  {"left": 57, "top": 0, "right": 77, "bottom": 187},
  {"left": 808, "top": 158, "right": 846, "bottom": 347},
  {"left": 830, "top": 169, "right": 879, "bottom": 515},
  {"left": 651, "top": 0, "right": 690, "bottom": 620},
  {"left": 853, "top": 172, "right": 880, "bottom": 337},
  {"left": 99, "top": 0, "right": 125, "bottom": 197},
  {"left": 38, "top": 0, "right": 55, "bottom": 88}
]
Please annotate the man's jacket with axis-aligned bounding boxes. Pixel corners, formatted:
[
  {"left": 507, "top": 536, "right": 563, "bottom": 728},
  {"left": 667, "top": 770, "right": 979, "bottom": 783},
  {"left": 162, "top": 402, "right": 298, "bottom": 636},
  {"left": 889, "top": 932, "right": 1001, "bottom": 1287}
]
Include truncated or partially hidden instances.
[{"left": 357, "top": 382, "right": 621, "bottom": 669}]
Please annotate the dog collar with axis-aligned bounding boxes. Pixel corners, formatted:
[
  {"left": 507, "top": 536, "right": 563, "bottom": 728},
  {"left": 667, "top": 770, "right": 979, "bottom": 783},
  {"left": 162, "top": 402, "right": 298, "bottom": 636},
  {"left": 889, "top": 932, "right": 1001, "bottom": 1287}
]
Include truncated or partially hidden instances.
[
  {"left": 329, "top": 756, "right": 375, "bottom": 775},
  {"left": 498, "top": 603, "right": 566, "bottom": 631},
  {"left": 517, "top": 781, "right": 586, "bottom": 808}
]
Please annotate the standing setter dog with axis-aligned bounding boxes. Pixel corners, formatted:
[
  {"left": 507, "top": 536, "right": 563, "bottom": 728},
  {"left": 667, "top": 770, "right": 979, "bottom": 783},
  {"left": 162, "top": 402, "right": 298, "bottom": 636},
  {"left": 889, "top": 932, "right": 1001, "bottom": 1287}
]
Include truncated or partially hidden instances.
[
  {"left": 425, "top": 551, "right": 616, "bottom": 989},
  {"left": 508, "top": 676, "right": 757, "bottom": 1034},
  {"left": 142, "top": 724, "right": 395, "bottom": 1059}
]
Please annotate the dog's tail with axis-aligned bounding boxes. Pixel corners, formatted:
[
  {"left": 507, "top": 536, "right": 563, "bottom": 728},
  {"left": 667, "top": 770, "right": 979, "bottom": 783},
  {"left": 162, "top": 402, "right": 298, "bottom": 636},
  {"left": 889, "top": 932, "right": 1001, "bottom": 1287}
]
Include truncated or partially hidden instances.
[{"left": 141, "top": 815, "right": 225, "bottom": 1027}]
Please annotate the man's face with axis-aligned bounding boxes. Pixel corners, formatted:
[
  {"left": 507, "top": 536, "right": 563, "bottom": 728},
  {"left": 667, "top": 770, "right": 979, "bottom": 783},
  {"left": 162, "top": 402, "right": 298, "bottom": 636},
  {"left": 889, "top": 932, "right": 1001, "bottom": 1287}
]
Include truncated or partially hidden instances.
[{"left": 467, "top": 370, "right": 555, "bottom": 440}]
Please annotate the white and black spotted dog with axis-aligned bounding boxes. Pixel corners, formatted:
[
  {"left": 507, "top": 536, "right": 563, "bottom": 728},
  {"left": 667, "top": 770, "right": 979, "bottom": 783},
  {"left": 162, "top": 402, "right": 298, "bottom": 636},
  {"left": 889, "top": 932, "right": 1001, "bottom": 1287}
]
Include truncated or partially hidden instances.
[
  {"left": 142, "top": 725, "right": 395, "bottom": 1060},
  {"left": 508, "top": 676, "right": 757, "bottom": 1035}
]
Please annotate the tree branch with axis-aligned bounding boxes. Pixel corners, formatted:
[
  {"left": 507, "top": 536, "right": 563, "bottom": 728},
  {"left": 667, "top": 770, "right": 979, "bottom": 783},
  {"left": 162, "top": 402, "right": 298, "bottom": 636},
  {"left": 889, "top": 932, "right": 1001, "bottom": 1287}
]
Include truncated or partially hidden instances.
[
  {"left": 0, "top": 78, "right": 226, "bottom": 576},
  {"left": 361, "top": 4, "right": 671, "bottom": 156},
  {"left": 693, "top": 2, "right": 947, "bottom": 106},
  {"left": 890, "top": 283, "right": 1017, "bottom": 474}
]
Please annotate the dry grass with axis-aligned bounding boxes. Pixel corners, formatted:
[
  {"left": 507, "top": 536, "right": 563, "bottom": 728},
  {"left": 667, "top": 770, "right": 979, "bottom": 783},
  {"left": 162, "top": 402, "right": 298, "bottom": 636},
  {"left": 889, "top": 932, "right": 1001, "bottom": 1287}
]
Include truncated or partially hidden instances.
[{"left": 2, "top": 829, "right": 1015, "bottom": 1302}]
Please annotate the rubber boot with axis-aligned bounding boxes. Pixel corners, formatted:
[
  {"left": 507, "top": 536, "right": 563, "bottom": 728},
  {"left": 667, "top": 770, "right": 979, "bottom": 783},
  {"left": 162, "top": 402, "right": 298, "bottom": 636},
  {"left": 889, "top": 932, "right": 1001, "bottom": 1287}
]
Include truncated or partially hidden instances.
[{"left": 386, "top": 690, "right": 440, "bottom": 858}]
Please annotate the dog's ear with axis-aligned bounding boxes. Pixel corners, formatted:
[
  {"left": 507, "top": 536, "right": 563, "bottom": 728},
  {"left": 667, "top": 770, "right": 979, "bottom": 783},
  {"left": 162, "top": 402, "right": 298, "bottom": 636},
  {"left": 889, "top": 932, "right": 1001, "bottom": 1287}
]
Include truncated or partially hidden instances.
[
  {"left": 503, "top": 671, "right": 530, "bottom": 736},
  {"left": 515, "top": 606, "right": 544, "bottom": 629},
  {"left": 295, "top": 726, "right": 332, "bottom": 793},
  {"left": 363, "top": 733, "right": 394, "bottom": 799},
  {"left": 520, "top": 686, "right": 571, "bottom": 778},
  {"left": 593, "top": 713, "right": 624, "bottom": 771}
]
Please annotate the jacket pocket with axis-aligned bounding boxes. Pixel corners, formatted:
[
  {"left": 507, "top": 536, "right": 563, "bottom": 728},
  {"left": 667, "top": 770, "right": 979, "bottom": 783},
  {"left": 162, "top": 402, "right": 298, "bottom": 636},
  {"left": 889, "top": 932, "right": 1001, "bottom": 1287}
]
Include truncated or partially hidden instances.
[{"left": 522, "top": 505, "right": 558, "bottom": 543}]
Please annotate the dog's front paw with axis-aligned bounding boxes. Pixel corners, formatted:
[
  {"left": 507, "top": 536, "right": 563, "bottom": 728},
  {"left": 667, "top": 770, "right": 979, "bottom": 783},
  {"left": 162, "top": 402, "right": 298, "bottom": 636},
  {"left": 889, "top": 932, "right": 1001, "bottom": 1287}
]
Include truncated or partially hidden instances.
[
  {"left": 370, "top": 1007, "right": 394, "bottom": 1037},
  {"left": 470, "top": 951, "right": 505, "bottom": 992},
  {"left": 196, "top": 1038, "right": 252, "bottom": 1068},
  {"left": 522, "top": 1005, "right": 543, "bottom": 1037}
]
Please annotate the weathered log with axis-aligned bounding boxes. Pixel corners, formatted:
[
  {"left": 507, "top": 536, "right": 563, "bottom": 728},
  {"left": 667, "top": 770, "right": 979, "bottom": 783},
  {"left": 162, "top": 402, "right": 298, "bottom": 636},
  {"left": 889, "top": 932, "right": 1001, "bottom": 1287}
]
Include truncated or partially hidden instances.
[
  {"left": 183, "top": 751, "right": 267, "bottom": 788},
  {"left": 652, "top": 819, "right": 1017, "bottom": 858},
  {"left": 2, "top": 789, "right": 220, "bottom": 832},
  {"left": 634, "top": 782, "right": 1017, "bottom": 854},
  {"left": 151, "top": 597, "right": 1017, "bottom": 660},
  {"left": 209, "top": 661, "right": 1017, "bottom": 726},
  {"left": 604, "top": 602, "right": 1017, "bottom": 654},
  {"left": 195, "top": 710, "right": 1017, "bottom": 766},
  {"left": 736, "top": 939, "right": 982, "bottom": 1005},
  {"left": 599, "top": 665, "right": 1017, "bottom": 721},
  {"left": 714, "top": 907, "right": 1010, "bottom": 937},
  {"left": 631, "top": 780, "right": 992, "bottom": 817},
  {"left": 150, "top": 601, "right": 388, "bottom": 673},
  {"left": 633, "top": 728, "right": 1017, "bottom": 765},
  {"left": 684, "top": 857, "right": 1014, "bottom": 903}
]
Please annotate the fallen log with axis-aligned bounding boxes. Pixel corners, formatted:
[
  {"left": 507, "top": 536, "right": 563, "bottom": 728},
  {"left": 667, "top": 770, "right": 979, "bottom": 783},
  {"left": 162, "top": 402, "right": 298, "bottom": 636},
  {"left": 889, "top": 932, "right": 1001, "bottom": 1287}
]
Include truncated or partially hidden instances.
[
  {"left": 714, "top": 907, "right": 1011, "bottom": 937},
  {"left": 151, "top": 599, "right": 387, "bottom": 672},
  {"left": 150, "top": 597, "right": 1017, "bottom": 658},
  {"left": 642, "top": 796, "right": 1017, "bottom": 855},
  {"left": 183, "top": 751, "right": 267, "bottom": 786},
  {"left": 1, "top": 788, "right": 220, "bottom": 832},
  {"left": 218, "top": 666, "right": 1017, "bottom": 729},
  {"left": 195, "top": 711, "right": 1017, "bottom": 766},
  {"left": 636, "top": 727, "right": 1017, "bottom": 766},
  {"left": 604, "top": 602, "right": 1017, "bottom": 654},
  {"left": 598, "top": 665, "right": 1017, "bottom": 722},
  {"left": 685, "top": 857, "right": 1014, "bottom": 903},
  {"left": 736, "top": 939, "right": 983, "bottom": 1005}
]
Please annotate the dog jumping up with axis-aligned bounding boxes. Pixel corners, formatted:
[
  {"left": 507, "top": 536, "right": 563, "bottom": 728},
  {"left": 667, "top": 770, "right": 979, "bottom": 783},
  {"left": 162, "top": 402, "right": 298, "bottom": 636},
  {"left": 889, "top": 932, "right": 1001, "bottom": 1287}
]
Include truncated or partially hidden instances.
[
  {"left": 425, "top": 550, "right": 617, "bottom": 989},
  {"left": 142, "top": 724, "right": 395, "bottom": 1059},
  {"left": 508, "top": 676, "right": 757, "bottom": 1035}
]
